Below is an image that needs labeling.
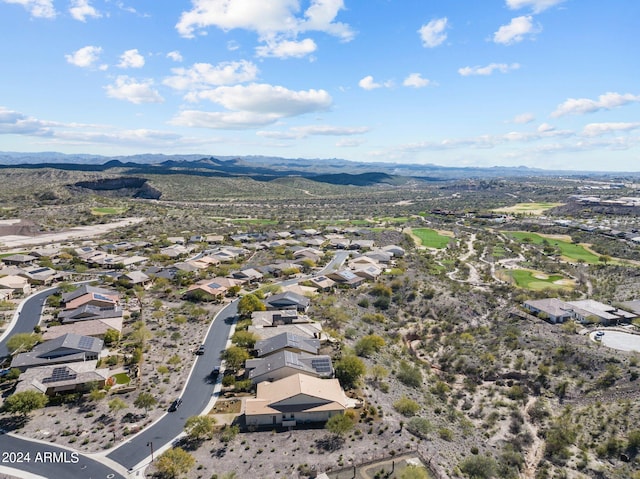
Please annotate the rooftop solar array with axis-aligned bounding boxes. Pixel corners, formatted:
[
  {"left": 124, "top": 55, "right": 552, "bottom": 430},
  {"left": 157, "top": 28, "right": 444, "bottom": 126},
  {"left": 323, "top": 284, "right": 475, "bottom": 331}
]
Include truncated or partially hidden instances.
[
  {"left": 311, "top": 358, "right": 332, "bottom": 373},
  {"left": 78, "top": 336, "right": 95, "bottom": 350},
  {"left": 42, "top": 367, "right": 77, "bottom": 384}
]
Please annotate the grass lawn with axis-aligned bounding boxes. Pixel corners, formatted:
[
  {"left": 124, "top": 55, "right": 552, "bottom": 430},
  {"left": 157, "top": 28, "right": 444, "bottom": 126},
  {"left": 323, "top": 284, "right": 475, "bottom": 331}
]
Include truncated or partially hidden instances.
[
  {"left": 0, "top": 252, "right": 26, "bottom": 258},
  {"left": 412, "top": 228, "right": 452, "bottom": 249},
  {"left": 112, "top": 372, "right": 131, "bottom": 385},
  {"left": 230, "top": 218, "right": 279, "bottom": 225},
  {"left": 506, "top": 269, "right": 574, "bottom": 291},
  {"left": 91, "top": 206, "right": 127, "bottom": 215},
  {"left": 508, "top": 231, "right": 601, "bottom": 264},
  {"left": 493, "top": 202, "right": 564, "bottom": 215},
  {"left": 376, "top": 216, "right": 410, "bottom": 224}
]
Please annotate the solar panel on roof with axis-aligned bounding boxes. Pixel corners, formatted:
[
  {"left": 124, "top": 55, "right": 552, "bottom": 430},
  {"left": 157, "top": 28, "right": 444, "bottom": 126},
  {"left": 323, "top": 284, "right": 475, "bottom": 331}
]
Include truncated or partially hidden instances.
[
  {"left": 311, "top": 358, "right": 332, "bottom": 373},
  {"left": 78, "top": 336, "right": 95, "bottom": 349},
  {"left": 93, "top": 293, "right": 113, "bottom": 302},
  {"left": 42, "top": 367, "right": 77, "bottom": 383}
]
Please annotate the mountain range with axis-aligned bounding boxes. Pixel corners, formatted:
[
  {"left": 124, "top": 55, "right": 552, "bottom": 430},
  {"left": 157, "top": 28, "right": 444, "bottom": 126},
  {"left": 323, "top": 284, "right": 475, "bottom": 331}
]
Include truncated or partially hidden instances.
[{"left": 0, "top": 151, "right": 636, "bottom": 186}]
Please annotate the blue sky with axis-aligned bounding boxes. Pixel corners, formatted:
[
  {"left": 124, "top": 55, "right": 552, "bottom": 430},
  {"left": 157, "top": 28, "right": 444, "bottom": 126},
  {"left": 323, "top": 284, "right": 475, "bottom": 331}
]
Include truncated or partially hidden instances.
[{"left": 1, "top": 0, "right": 639, "bottom": 171}]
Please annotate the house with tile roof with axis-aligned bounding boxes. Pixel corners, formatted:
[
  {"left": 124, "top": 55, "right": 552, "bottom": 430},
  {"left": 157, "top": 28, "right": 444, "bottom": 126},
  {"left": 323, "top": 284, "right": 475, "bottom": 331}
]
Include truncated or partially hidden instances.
[
  {"left": 10, "top": 333, "right": 103, "bottom": 371},
  {"left": 14, "top": 360, "right": 110, "bottom": 396},
  {"left": 244, "top": 373, "right": 348, "bottom": 427}
]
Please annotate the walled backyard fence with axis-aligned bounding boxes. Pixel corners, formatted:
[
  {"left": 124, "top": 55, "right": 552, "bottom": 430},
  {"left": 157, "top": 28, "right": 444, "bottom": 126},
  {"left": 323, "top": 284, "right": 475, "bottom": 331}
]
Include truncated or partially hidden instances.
[{"left": 317, "top": 445, "right": 449, "bottom": 479}]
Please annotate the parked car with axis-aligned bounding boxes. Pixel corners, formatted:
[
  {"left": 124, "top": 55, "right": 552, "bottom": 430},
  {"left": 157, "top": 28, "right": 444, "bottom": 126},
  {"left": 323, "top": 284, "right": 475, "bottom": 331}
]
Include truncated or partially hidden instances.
[
  {"left": 195, "top": 345, "right": 206, "bottom": 355},
  {"left": 168, "top": 398, "right": 183, "bottom": 412}
]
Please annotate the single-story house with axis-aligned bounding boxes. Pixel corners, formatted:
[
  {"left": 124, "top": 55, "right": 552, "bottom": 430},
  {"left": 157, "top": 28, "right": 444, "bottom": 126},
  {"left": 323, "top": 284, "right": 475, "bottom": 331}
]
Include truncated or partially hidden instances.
[
  {"left": 523, "top": 298, "right": 573, "bottom": 324},
  {"left": 249, "top": 323, "right": 325, "bottom": 342},
  {"left": 326, "top": 269, "right": 365, "bottom": 288},
  {"left": 523, "top": 298, "right": 637, "bottom": 325},
  {"left": 185, "top": 280, "right": 229, "bottom": 300},
  {"left": 0, "top": 275, "right": 31, "bottom": 296},
  {"left": 62, "top": 285, "right": 119, "bottom": 310},
  {"left": 246, "top": 350, "right": 334, "bottom": 384},
  {"left": 381, "top": 244, "right": 406, "bottom": 257},
  {"left": 42, "top": 317, "right": 123, "bottom": 340},
  {"left": 254, "top": 332, "right": 320, "bottom": 358},
  {"left": 11, "top": 333, "right": 103, "bottom": 371},
  {"left": 232, "top": 268, "right": 264, "bottom": 283},
  {"left": 58, "top": 304, "right": 123, "bottom": 324},
  {"left": 117, "top": 271, "right": 151, "bottom": 286},
  {"left": 307, "top": 275, "right": 335, "bottom": 291},
  {"left": 1, "top": 254, "right": 37, "bottom": 266},
  {"left": 264, "top": 291, "right": 310, "bottom": 312},
  {"left": 244, "top": 373, "right": 348, "bottom": 427},
  {"left": 251, "top": 310, "right": 309, "bottom": 327},
  {"left": 14, "top": 360, "right": 110, "bottom": 396},
  {"left": 352, "top": 265, "right": 383, "bottom": 281},
  {"left": 351, "top": 240, "right": 375, "bottom": 250}
]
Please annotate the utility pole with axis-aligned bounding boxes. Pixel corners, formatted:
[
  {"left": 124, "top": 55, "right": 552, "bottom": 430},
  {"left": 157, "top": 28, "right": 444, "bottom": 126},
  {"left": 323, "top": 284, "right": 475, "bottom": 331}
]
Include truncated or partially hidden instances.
[{"left": 147, "top": 441, "right": 154, "bottom": 462}]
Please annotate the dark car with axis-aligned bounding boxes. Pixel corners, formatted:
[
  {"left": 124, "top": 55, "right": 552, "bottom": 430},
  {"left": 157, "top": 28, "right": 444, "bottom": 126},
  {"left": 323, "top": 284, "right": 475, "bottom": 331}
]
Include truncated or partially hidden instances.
[
  {"left": 195, "top": 345, "right": 206, "bottom": 355},
  {"left": 168, "top": 398, "right": 183, "bottom": 412}
]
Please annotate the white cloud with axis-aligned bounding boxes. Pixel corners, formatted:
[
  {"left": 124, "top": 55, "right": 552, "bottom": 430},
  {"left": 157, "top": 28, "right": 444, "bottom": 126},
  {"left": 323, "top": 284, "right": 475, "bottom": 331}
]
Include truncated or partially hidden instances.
[
  {"left": 458, "top": 62, "right": 520, "bottom": 76},
  {"left": 0, "top": 106, "right": 53, "bottom": 135},
  {"left": 493, "top": 16, "right": 538, "bottom": 45},
  {"left": 403, "top": 73, "right": 431, "bottom": 88},
  {"left": 176, "top": 0, "right": 354, "bottom": 43},
  {"left": 118, "top": 49, "right": 145, "bottom": 68},
  {"left": 359, "top": 76, "right": 381, "bottom": 90},
  {"left": 69, "top": 0, "right": 101, "bottom": 22},
  {"left": 552, "top": 92, "right": 640, "bottom": 117},
  {"left": 164, "top": 60, "right": 258, "bottom": 91},
  {"left": 336, "top": 138, "right": 364, "bottom": 147},
  {"left": 167, "top": 51, "right": 183, "bottom": 62},
  {"left": 2, "top": 0, "right": 55, "bottom": 18},
  {"left": 582, "top": 122, "right": 640, "bottom": 137},
  {"left": 65, "top": 45, "right": 103, "bottom": 68},
  {"left": 256, "top": 38, "right": 317, "bottom": 58},
  {"left": 418, "top": 18, "right": 448, "bottom": 48},
  {"left": 186, "top": 83, "right": 332, "bottom": 118},
  {"left": 358, "top": 76, "right": 393, "bottom": 91},
  {"left": 105, "top": 76, "right": 164, "bottom": 104},
  {"left": 258, "top": 124, "right": 370, "bottom": 139},
  {"left": 171, "top": 110, "right": 281, "bottom": 129},
  {"left": 506, "top": 0, "right": 565, "bottom": 13},
  {"left": 513, "top": 113, "right": 535, "bottom": 124}
]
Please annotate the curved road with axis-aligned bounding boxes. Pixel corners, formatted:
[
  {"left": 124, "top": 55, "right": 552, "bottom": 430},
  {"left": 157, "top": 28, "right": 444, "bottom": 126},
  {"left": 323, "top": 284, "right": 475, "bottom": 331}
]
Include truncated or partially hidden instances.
[
  {"left": 0, "top": 288, "right": 56, "bottom": 358},
  {"left": 0, "top": 251, "right": 349, "bottom": 477}
]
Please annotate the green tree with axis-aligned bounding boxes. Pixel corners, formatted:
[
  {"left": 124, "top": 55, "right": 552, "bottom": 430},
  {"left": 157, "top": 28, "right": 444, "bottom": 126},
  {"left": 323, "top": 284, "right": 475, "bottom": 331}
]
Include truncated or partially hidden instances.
[
  {"left": 155, "top": 447, "right": 195, "bottom": 479},
  {"left": 221, "top": 346, "right": 250, "bottom": 371},
  {"left": 6, "top": 333, "right": 42, "bottom": 354},
  {"left": 325, "top": 413, "right": 354, "bottom": 437},
  {"left": 393, "top": 396, "right": 421, "bottom": 417},
  {"left": 134, "top": 392, "right": 157, "bottom": 415},
  {"left": 237, "top": 293, "right": 265, "bottom": 317},
  {"left": 400, "top": 465, "right": 430, "bottom": 479},
  {"left": 459, "top": 455, "right": 497, "bottom": 479},
  {"left": 184, "top": 415, "right": 216, "bottom": 441},
  {"left": 231, "top": 330, "right": 258, "bottom": 349},
  {"left": 396, "top": 361, "right": 423, "bottom": 388},
  {"left": 334, "top": 355, "right": 366, "bottom": 389},
  {"left": 354, "top": 334, "right": 385, "bottom": 357},
  {"left": 406, "top": 417, "right": 433, "bottom": 439},
  {"left": 108, "top": 398, "right": 128, "bottom": 417},
  {"left": 368, "top": 364, "right": 389, "bottom": 382},
  {"left": 2, "top": 390, "right": 48, "bottom": 416},
  {"left": 103, "top": 328, "right": 120, "bottom": 346},
  {"left": 130, "top": 324, "right": 152, "bottom": 347},
  {"left": 88, "top": 387, "right": 107, "bottom": 402}
]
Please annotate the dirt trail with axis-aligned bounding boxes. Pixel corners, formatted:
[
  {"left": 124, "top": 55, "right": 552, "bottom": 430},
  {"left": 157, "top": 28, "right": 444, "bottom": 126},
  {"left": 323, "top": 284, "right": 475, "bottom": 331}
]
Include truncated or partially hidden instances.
[{"left": 521, "top": 396, "right": 544, "bottom": 479}]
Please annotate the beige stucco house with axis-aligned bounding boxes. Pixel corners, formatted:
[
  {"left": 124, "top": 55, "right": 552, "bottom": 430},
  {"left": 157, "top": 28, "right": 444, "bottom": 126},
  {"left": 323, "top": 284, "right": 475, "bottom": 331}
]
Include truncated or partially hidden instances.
[{"left": 244, "top": 373, "right": 348, "bottom": 427}]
